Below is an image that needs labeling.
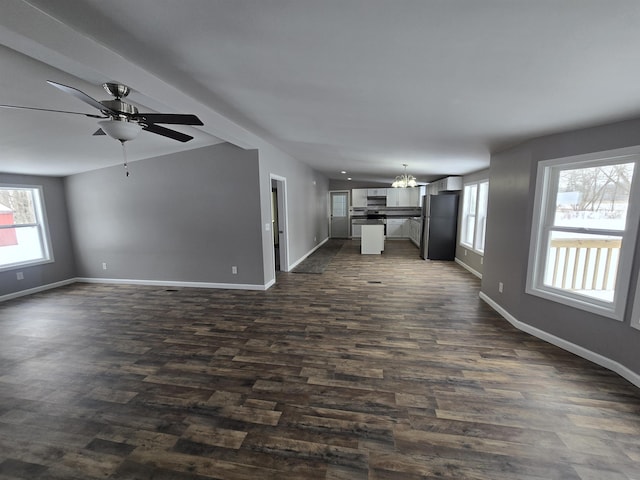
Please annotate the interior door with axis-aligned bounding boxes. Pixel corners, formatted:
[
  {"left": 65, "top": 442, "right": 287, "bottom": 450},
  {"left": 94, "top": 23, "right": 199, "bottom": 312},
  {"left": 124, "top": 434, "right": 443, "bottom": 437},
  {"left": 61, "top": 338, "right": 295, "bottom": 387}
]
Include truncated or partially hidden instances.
[{"left": 330, "top": 191, "right": 349, "bottom": 238}]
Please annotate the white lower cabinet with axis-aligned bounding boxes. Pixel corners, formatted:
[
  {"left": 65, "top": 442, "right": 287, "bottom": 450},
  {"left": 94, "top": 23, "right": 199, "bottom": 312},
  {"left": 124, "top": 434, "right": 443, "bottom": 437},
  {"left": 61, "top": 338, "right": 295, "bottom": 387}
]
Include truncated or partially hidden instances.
[
  {"left": 386, "top": 219, "right": 405, "bottom": 238},
  {"left": 361, "top": 224, "right": 385, "bottom": 254},
  {"left": 355, "top": 218, "right": 421, "bottom": 243},
  {"left": 408, "top": 218, "right": 422, "bottom": 246}
]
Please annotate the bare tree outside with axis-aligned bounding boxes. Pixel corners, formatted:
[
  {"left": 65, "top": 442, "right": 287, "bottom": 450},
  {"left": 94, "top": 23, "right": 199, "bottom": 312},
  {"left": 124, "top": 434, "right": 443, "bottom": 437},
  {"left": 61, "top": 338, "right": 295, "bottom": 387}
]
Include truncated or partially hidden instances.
[
  {"left": 558, "top": 163, "right": 634, "bottom": 217},
  {"left": 0, "top": 189, "right": 36, "bottom": 224}
]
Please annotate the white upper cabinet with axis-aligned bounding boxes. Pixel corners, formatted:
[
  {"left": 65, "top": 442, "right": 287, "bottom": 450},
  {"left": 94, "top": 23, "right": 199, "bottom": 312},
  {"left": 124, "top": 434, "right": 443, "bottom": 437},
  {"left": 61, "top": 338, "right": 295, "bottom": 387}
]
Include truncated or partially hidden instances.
[
  {"left": 367, "top": 188, "right": 388, "bottom": 197},
  {"left": 387, "top": 188, "right": 420, "bottom": 206},
  {"left": 426, "top": 176, "right": 462, "bottom": 195},
  {"left": 352, "top": 189, "right": 368, "bottom": 207}
]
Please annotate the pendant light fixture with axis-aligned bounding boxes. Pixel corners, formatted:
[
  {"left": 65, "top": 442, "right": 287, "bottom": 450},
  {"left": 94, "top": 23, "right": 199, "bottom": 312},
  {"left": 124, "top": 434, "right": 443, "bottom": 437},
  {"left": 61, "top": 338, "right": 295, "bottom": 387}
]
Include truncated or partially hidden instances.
[{"left": 391, "top": 164, "right": 418, "bottom": 188}]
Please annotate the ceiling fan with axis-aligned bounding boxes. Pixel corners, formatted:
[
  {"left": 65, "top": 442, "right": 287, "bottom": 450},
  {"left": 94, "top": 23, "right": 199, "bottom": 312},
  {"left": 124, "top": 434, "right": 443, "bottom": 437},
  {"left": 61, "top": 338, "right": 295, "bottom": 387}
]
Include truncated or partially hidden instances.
[{"left": 0, "top": 80, "right": 203, "bottom": 143}]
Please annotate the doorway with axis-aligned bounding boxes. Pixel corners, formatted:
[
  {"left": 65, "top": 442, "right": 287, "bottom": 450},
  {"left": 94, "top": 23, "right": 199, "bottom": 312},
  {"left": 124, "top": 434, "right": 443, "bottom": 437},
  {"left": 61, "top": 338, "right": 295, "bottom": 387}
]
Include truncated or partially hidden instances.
[
  {"left": 271, "top": 186, "right": 280, "bottom": 271},
  {"left": 270, "top": 176, "right": 288, "bottom": 276},
  {"left": 330, "top": 191, "right": 350, "bottom": 238}
]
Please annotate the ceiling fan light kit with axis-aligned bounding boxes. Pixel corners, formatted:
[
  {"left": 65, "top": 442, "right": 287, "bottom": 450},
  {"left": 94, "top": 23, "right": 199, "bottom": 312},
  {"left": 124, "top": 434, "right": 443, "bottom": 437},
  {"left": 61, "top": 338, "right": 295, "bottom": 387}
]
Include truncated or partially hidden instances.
[{"left": 98, "top": 119, "right": 142, "bottom": 142}]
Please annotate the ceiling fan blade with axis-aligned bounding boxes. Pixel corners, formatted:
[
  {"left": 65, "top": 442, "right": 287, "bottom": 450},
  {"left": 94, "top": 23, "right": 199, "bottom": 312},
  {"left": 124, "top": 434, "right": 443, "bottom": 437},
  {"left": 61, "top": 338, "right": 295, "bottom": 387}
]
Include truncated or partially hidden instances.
[
  {"left": 142, "top": 123, "right": 193, "bottom": 142},
  {"left": 47, "top": 80, "right": 116, "bottom": 114},
  {"left": 0, "top": 104, "right": 106, "bottom": 118},
  {"left": 132, "top": 113, "right": 203, "bottom": 126},
  {"left": 93, "top": 128, "right": 106, "bottom": 136}
]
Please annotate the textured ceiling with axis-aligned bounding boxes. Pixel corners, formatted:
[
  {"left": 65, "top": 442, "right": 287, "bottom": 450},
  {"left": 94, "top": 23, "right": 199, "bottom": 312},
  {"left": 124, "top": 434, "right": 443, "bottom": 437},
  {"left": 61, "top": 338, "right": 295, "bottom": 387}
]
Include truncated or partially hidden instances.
[{"left": 2, "top": 1, "right": 640, "bottom": 182}]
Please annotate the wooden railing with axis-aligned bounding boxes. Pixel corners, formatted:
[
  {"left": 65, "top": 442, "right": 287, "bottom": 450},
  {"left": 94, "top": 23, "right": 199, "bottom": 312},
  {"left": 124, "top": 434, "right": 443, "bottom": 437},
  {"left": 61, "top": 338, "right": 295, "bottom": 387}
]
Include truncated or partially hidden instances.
[{"left": 548, "top": 237, "right": 621, "bottom": 291}]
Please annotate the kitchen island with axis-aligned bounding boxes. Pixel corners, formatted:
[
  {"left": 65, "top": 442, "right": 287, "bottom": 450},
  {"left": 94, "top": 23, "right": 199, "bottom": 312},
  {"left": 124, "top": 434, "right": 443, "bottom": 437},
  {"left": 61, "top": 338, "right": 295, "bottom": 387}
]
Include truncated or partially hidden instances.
[{"left": 361, "top": 224, "right": 385, "bottom": 254}]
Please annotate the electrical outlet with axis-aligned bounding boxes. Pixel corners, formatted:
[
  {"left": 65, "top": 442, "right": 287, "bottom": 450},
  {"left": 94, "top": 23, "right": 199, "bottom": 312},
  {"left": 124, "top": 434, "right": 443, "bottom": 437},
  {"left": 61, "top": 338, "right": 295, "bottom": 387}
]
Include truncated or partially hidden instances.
[
  {"left": 314, "top": 236, "right": 317, "bottom": 242},
  {"left": 464, "top": 249, "right": 467, "bottom": 256},
  {"left": 232, "top": 266, "right": 238, "bottom": 274},
  {"left": 480, "top": 257, "right": 484, "bottom": 265},
  {"left": 16, "top": 272, "right": 24, "bottom": 280},
  {"left": 102, "top": 262, "right": 107, "bottom": 270},
  {"left": 498, "top": 282, "right": 504, "bottom": 293}
]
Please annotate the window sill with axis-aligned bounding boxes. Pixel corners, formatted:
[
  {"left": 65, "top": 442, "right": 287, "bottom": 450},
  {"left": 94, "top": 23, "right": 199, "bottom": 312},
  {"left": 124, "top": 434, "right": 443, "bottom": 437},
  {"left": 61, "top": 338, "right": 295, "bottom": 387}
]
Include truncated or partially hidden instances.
[
  {"left": 525, "top": 284, "right": 622, "bottom": 321},
  {"left": 0, "top": 257, "right": 54, "bottom": 273}
]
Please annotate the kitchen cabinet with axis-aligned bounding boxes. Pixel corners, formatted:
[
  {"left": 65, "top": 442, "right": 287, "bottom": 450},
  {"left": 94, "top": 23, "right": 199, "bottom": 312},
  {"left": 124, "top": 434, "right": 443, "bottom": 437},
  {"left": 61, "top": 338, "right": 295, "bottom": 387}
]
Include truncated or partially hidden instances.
[
  {"left": 386, "top": 218, "right": 405, "bottom": 238},
  {"left": 367, "top": 188, "right": 388, "bottom": 197},
  {"left": 429, "top": 176, "right": 462, "bottom": 194},
  {"left": 352, "top": 189, "right": 368, "bottom": 207},
  {"left": 408, "top": 218, "right": 422, "bottom": 247},
  {"left": 361, "top": 224, "right": 385, "bottom": 254},
  {"left": 387, "top": 188, "right": 420, "bottom": 207},
  {"left": 352, "top": 223, "right": 362, "bottom": 238},
  {"left": 387, "top": 218, "right": 415, "bottom": 238}
]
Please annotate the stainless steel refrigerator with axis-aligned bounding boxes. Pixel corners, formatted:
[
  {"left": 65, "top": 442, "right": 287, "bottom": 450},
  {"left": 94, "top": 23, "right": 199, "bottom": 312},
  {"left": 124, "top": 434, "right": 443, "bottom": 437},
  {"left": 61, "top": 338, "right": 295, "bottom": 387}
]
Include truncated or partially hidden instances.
[{"left": 420, "top": 193, "right": 459, "bottom": 260}]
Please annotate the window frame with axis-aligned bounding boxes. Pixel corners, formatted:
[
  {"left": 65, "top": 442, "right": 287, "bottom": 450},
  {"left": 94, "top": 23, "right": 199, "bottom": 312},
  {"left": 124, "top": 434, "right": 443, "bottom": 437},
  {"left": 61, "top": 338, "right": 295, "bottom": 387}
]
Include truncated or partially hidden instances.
[
  {"left": 459, "top": 179, "right": 489, "bottom": 254},
  {"left": 525, "top": 147, "right": 640, "bottom": 321},
  {"left": 0, "top": 184, "right": 53, "bottom": 272}
]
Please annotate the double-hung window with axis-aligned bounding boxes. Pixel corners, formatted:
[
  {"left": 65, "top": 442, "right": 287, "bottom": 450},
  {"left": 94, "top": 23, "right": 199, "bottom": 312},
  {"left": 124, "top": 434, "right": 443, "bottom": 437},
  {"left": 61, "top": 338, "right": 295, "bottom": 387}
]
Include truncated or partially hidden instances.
[
  {"left": 460, "top": 180, "right": 489, "bottom": 253},
  {"left": 526, "top": 149, "right": 640, "bottom": 320},
  {"left": 0, "top": 185, "right": 52, "bottom": 270}
]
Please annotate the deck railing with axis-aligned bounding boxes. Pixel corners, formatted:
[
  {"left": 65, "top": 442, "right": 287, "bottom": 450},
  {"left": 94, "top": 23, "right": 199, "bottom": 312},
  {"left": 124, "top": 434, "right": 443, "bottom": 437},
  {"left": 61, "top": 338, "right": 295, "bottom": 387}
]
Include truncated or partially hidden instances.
[{"left": 548, "top": 237, "right": 621, "bottom": 292}]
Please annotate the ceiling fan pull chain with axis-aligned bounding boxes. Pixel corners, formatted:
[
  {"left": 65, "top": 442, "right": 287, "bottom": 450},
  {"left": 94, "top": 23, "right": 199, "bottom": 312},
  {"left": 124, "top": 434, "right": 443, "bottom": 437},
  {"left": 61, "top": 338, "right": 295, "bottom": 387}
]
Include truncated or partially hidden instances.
[{"left": 120, "top": 140, "right": 130, "bottom": 177}]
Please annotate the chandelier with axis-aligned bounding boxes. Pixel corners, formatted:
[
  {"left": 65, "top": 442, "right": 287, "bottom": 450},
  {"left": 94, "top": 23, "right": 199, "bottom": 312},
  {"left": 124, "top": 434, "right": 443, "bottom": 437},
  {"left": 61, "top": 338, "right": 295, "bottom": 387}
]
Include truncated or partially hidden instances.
[{"left": 391, "top": 164, "right": 418, "bottom": 188}]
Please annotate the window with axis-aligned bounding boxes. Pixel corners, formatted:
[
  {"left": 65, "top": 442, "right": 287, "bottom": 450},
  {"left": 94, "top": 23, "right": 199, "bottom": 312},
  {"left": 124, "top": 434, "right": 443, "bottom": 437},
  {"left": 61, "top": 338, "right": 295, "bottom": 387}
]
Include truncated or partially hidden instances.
[
  {"left": 526, "top": 149, "right": 640, "bottom": 320},
  {"left": 460, "top": 180, "right": 489, "bottom": 253},
  {"left": 0, "top": 185, "right": 52, "bottom": 270}
]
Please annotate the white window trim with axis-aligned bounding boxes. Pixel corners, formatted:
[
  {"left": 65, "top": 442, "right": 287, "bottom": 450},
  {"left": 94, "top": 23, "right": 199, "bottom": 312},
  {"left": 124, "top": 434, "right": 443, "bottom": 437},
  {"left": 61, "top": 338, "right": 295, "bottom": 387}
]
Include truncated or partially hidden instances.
[
  {"left": 525, "top": 146, "right": 640, "bottom": 321},
  {"left": 0, "top": 184, "right": 54, "bottom": 272},
  {"left": 459, "top": 179, "right": 488, "bottom": 255}
]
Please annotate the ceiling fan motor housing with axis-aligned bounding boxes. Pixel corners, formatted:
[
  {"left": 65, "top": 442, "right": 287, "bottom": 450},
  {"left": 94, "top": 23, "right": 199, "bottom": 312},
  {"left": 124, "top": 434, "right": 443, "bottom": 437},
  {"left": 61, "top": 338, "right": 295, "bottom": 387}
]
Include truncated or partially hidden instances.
[
  {"left": 101, "top": 83, "right": 140, "bottom": 121},
  {"left": 100, "top": 99, "right": 139, "bottom": 119},
  {"left": 103, "top": 82, "right": 131, "bottom": 99}
]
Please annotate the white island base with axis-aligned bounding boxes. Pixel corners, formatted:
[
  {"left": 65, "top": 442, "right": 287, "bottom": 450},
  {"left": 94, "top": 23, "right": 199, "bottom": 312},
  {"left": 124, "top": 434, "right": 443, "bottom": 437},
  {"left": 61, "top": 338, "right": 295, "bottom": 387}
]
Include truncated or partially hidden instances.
[{"left": 361, "top": 224, "right": 385, "bottom": 254}]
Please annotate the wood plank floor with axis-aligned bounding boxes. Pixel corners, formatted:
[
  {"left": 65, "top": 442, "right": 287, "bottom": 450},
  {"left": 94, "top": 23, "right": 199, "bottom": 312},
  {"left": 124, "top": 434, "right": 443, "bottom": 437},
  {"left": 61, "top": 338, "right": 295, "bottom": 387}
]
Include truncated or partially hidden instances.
[{"left": 1, "top": 240, "right": 639, "bottom": 479}]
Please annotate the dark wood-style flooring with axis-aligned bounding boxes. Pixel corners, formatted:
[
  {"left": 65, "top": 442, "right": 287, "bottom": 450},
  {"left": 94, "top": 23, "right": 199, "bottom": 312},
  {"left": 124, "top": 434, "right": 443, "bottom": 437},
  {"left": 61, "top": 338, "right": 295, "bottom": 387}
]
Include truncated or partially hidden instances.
[{"left": 1, "top": 240, "right": 639, "bottom": 479}]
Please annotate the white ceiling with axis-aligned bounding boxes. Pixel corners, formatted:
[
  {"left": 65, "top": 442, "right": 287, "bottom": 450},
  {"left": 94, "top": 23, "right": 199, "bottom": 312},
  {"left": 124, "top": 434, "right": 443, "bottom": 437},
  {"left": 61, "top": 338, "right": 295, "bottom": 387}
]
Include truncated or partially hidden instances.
[{"left": 2, "top": 1, "right": 640, "bottom": 182}]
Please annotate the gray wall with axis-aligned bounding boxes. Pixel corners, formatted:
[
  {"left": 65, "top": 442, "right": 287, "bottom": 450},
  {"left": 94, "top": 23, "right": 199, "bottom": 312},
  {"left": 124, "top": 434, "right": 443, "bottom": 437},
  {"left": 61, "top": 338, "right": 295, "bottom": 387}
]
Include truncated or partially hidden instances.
[
  {"left": 258, "top": 144, "right": 329, "bottom": 285},
  {"left": 482, "top": 117, "right": 640, "bottom": 375},
  {"left": 0, "top": 173, "right": 76, "bottom": 297},
  {"left": 455, "top": 169, "right": 490, "bottom": 277},
  {"left": 65, "top": 143, "right": 265, "bottom": 286}
]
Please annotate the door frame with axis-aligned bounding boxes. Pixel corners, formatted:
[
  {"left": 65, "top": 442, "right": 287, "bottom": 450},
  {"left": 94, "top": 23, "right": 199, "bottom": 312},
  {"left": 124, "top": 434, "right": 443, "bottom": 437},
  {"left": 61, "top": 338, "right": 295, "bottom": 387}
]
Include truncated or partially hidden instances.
[
  {"left": 329, "top": 190, "right": 351, "bottom": 238},
  {"left": 270, "top": 174, "right": 289, "bottom": 276}
]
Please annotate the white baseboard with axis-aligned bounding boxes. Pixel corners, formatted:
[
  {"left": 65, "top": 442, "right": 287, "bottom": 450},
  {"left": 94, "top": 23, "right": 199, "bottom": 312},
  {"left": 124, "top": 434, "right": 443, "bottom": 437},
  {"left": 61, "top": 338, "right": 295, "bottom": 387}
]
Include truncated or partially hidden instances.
[
  {"left": 0, "top": 278, "right": 76, "bottom": 303},
  {"left": 455, "top": 257, "right": 482, "bottom": 279},
  {"left": 264, "top": 277, "right": 276, "bottom": 290},
  {"left": 1, "top": 275, "right": 277, "bottom": 303},
  {"left": 287, "top": 237, "right": 329, "bottom": 271},
  {"left": 479, "top": 291, "right": 640, "bottom": 389},
  {"left": 75, "top": 277, "right": 269, "bottom": 291}
]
